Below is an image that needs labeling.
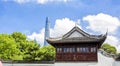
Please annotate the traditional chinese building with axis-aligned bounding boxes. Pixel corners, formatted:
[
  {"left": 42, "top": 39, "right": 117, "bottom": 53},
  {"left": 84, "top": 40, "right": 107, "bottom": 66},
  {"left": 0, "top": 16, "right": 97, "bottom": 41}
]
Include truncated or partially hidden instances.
[{"left": 47, "top": 26, "right": 107, "bottom": 62}]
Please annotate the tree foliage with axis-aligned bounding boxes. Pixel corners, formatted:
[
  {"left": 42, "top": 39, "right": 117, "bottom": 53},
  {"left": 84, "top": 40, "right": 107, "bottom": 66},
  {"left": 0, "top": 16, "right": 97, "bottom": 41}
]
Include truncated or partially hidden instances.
[
  {"left": 101, "top": 43, "right": 117, "bottom": 55},
  {"left": 39, "top": 45, "right": 55, "bottom": 61},
  {"left": 0, "top": 32, "right": 55, "bottom": 61},
  {"left": 0, "top": 34, "right": 22, "bottom": 60}
]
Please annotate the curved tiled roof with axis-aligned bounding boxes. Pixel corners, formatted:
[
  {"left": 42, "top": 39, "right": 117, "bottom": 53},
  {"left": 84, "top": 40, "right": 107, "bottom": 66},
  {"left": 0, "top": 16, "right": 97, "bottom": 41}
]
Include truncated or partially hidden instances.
[{"left": 46, "top": 26, "right": 107, "bottom": 48}]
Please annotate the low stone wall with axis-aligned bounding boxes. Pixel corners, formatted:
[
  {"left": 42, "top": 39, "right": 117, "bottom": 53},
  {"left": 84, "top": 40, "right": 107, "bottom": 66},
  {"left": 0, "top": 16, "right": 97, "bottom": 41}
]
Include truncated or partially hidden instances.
[
  {"left": 2, "top": 60, "right": 54, "bottom": 64},
  {"left": 3, "top": 63, "right": 54, "bottom": 66}
]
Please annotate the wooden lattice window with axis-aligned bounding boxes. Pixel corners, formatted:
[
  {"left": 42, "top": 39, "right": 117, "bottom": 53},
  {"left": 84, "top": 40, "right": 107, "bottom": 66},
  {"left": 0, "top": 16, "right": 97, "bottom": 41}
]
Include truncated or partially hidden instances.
[
  {"left": 91, "top": 47, "right": 96, "bottom": 53},
  {"left": 77, "top": 47, "right": 89, "bottom": 53},
  {"left": 57, "top": 48, "right": 62, "bottom": 53}
]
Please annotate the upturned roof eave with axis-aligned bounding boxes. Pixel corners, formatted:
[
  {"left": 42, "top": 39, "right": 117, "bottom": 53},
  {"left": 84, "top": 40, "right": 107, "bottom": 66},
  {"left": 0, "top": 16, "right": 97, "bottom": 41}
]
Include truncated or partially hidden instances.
[{"left": 46, "top": 36, "right": 106, "bottom": 45}]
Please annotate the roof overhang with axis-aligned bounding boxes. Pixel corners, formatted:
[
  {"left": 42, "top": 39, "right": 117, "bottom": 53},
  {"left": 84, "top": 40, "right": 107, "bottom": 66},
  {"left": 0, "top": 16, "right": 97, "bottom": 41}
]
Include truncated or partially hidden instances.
[{"left": 46, "top": 26, "right": 107, "bottom": 48}]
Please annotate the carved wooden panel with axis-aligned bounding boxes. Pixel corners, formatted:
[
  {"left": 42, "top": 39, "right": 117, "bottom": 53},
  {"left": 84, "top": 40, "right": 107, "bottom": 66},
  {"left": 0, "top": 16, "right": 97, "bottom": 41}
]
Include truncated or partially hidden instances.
[
  {"left": 56, "top": 53, "right": 97, "bottom": 62},
  {"left": 55, "top": 43, "right": 98, "bottom": 62}
]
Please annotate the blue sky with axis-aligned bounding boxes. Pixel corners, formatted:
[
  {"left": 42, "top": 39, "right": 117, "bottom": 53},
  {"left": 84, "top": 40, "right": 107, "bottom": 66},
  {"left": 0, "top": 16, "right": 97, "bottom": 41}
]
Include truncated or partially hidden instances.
[
  {"left": 0, "top": 0, "right": 120, "bottom": 52},
  {"left": 0, "top": 0, "right": 120, "bottom": 33}
]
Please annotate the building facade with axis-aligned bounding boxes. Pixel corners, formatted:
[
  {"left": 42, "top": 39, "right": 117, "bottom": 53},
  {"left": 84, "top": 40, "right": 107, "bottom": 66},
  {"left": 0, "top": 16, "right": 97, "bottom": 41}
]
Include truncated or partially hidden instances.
[{"left": 47, "top": 26, "right": 107, "bottom": 62}]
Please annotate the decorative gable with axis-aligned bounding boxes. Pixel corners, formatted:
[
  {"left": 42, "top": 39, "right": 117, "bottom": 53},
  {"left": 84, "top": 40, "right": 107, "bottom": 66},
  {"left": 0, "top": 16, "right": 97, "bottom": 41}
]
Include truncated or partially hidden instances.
[
  {"left": 68, "top": 31, "right": 84, "bottom": 38},
  {"left": 63, "top": 26, "right": 90, "bottom": 39}
]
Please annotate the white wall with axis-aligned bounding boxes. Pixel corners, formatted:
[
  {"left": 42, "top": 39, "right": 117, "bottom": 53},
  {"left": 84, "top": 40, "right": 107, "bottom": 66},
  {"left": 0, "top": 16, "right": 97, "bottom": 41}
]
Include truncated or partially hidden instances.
[{"left": 113, "top": 61, "right": 120, "bottom": 66}]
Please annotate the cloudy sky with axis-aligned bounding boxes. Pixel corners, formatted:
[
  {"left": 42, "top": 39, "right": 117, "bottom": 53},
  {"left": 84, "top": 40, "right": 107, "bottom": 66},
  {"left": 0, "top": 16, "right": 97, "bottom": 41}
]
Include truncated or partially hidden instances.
[{"left": 0, "top": 0, "right": 120, "bottom": 52}]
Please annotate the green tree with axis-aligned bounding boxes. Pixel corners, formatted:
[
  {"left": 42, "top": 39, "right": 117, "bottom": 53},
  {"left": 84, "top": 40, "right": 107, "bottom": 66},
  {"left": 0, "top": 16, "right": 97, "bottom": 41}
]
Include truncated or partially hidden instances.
[
  {"left": 11, "top": 32, "right": 27, "bottom": 50},
  {"left": 0, "top": 34, "right": 22, "bottom": 60},
  {"left": 0, "top": 32, "right": 55, "bottom": 61},
  {"left": 11, "top": 32, "right": 41, "bottom": 61},
  {"left": 101, "top": 43, "right": 117, "bottom": 55},
  {"left": 40, "top": 45, "right": 55, "bottom": 61},
  {"left": 11, "top": 32, "right": 26, "bottom": 42},
  {"left": 23, "top": 41, "right": 40, "bottom": 61}
]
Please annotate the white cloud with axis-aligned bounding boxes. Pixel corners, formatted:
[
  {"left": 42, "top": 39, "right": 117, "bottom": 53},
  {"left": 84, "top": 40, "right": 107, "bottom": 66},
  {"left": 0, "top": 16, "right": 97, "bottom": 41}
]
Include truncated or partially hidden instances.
[
  {"left": 27, "top": 18, "right": 80, "bottom": 47},
  {"left": 14, "top": 0, "right": 30, "bottom": 3},
  {"left": 27, "top": 28, "right": 45, "bottom": 47},
  {"left": 3, "top": 0, "right": 71, "bottom": 4},
  {"left": 118, "top": 45, "right": 120, "bottom": 53},
  {"left": 83, "top": 13, "right": 120, "bottom": 34},
  {"left": 83, "top": 13, "right": 120, "bottom": 53},
  {"left": 37, "top": 0, "right": 70, "bottom": 4},
  {"left": 3, "top": 0, "right": 31, "bottom": 4},
  {"left": 50, "top": 18, "right": 81, "bottom": 37}
]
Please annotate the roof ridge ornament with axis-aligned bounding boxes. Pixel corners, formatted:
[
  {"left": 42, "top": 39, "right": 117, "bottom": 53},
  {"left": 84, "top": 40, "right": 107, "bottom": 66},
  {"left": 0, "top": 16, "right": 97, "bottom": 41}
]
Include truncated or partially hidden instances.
[
  {"left": 104, "top": 28, "right": 108, "bottom": 36},
  {"left": 75, "top": 20, "right": 80, "bottom": 27},
  {"left": 106, "top": 28, "right": 108, "bottom": 34}
]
